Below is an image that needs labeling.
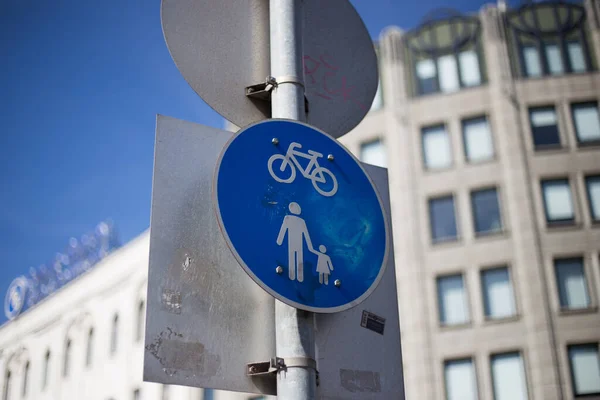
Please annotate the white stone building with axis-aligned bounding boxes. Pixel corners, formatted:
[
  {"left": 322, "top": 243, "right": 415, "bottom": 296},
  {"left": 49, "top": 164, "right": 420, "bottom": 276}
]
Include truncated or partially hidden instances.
[{"left": 0, "top": 231, "right": 265, "bottom": 400}]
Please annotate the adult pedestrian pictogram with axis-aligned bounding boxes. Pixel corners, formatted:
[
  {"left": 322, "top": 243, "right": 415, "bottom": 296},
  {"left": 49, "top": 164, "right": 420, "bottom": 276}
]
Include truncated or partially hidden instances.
[
  {"left": 276, "top": 202, "right": 335, "bottom": 285},
  {"left": 214, "top": 119, "right": 389, "bottom": 313}
]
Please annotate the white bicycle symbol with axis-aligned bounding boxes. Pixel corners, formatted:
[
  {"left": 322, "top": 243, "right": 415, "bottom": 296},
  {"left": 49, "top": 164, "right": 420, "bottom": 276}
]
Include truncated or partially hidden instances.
[{"left": 268, "top": 142, "right": 338, "bottom": 197}]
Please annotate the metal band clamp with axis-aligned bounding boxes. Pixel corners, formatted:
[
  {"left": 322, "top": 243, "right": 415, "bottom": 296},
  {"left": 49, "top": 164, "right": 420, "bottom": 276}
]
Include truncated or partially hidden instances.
[
  {"left": 247, "top": 356, "right": 317, "bottom": 376},
  {"left": 273, "top": 75, "right": 305, "bottom": 88}
]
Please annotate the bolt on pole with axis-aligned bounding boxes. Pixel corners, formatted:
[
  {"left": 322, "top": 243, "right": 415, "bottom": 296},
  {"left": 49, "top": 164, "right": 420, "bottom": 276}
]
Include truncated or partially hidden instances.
[{"left": 269, "top": 1, "right": 317, "bottom": 399}]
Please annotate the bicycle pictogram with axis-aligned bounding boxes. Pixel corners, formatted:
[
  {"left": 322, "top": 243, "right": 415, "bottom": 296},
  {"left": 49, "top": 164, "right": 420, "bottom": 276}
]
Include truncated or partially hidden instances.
[{"left": 268, "top": 142, "right": 338, "bottom": 197}]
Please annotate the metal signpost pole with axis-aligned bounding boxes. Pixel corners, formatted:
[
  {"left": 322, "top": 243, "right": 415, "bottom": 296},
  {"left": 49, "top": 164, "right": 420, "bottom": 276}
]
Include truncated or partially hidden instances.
[{"left": 269, "top": 1, "right": 316, "bottom": 399}]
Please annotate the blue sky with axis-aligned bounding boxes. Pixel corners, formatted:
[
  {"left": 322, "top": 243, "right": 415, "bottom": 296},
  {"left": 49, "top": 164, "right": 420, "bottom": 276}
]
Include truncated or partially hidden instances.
[{"left": 0, "top": 0, "right": 505, "bottom": 321}]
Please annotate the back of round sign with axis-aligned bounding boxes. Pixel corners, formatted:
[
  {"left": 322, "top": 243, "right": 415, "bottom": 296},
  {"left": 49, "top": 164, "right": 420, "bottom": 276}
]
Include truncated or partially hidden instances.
[{"left": 161, "top": 0, "right": 378, "bottom": 138}]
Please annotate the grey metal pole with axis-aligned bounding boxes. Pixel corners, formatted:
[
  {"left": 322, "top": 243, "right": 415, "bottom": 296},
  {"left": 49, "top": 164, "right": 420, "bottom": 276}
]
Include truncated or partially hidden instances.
[
  {"left": 269, "top": 1, "right": 316, "bottom": 399},
  {"left": 270, "top": 0, "right": 306, "bottom": 122}
]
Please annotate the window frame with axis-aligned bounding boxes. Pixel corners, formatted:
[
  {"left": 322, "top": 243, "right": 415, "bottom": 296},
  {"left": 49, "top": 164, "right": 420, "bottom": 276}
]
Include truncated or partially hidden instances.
[
  {"left": 567, "top": 343, "right": 600, "bottom": 397},
  {"left": 553, "top": 256, "right": 592, "bottom": 312},
  {"left": 470, "top": 187, "right": 504, "bottom": 237},
  {"left": 566, "top": 39, "right": 588, "bottom": 73},
  {"left": 519, "top": 42, "right": 542, "bottom": 77},
  {"left": 528, "top": 106, "right": 562, "bottom": 150},
  {"left": 405, "top": 15, "right": 485, "bottom": 97},
  {"left": 508, "top": 2, "right": 593, "bottom": 78},
  {"left": 413, "top": 46, "right": 485, "bottom": 96},
  {"left": 443, "top": 357, "right": 480, "bottom": 400},
  {"left": 421, "top": 124, "right": 453, "bottom": 171},
  {"left": 461, "top": 115, "right": 496, "bottom": 164},
  {"left": 110, "top": 314, "right": 119, "bottom": 356},
  {"left": 136, "top": 300, "right": 145, "bottom": 343},
  {"left": 489, "top": 351, "right": 530, "bottom": 400},
  {"left": 543, "top": 40, "right": 566, "bottom": 75},
  {"left": 436, "top": 273, "right": 471, "bottom": 327},
  {"left": 63, "top": 339, "right": 72, "bottom": 378},
  {"left": 480, "top": 266, "right": 518, "bottom": 321},
  {"left": 428, "top": 194, "right": 460, "bottom": 243},
  {"left": 570, "top": 101, "right": 600, "bottom": 146},
  {"left": 42, "top": 350, "right": 50, "bottom": 391},
  {"left": 86, "top": 327, "right": 94, "bottom": 367},
  {"left": 22, "top": 361, "right": 29, "bottom": 398},
  {"left": 360, "top": 139, "right": 387, "bottom": 168},
  {"left": 585, "top": 175, "right": 600, "bottom": 223},
  {"left": 540, "top": 178, "right": 575, "bottom": 226},
  {"left": 3, "top": 370, "right": 10, "bottom": 400}
]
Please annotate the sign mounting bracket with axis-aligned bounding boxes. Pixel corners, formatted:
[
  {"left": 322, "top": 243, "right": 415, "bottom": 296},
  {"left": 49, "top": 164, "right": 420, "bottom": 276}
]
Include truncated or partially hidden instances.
[
  {"left": 245, "top": 76, "right": 310, "bottom": 114},
  {"left": 247, "top": 357, "right": 320, "bottom": 386}
]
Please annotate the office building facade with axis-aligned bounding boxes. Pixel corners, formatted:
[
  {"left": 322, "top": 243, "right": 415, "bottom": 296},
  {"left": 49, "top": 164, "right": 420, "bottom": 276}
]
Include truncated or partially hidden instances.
[{"left": 340, "top": 0, "right": 600, "bottom": 399}]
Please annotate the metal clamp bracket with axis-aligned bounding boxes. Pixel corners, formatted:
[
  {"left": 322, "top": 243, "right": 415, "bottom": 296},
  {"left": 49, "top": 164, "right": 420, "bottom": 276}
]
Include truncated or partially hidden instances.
[
  {"left": 273, "top": 75, "right": 304, "bottom": 87},
  {"left": 247, "top": 357, "right": 319, "bottom": 386},
  {"left": 245, "top": 76, "right": 310, "bottom": 114},
  {"left": 246, "top": 76, "right": 278, "bottom": 101}
]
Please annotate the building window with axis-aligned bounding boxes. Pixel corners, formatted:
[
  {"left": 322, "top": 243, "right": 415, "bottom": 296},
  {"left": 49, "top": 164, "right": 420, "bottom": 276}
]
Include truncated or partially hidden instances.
[
  {"left": 585, "top": 175, "right": 600, "bottom": 222},
  {"left": 416, "top": 59, "right": 437, "bottom": 94},
  {"left": 481, "top": 267, "right": 516, "bottom": 319},
  {"left": 541, "top": 179, "right": 574, "bottom": 224},
  {"left": 405, "top": 15, "right": 484, "bottom": 96},
  {"left": 63, "top": 339, "right": 71, "bottom": 377},
  {"left": 3, "top": 370, "right": 10, "bottom": 400},
  {"left": 491, "top": 352, "right": 528, "bottom": 400},
  {"left": 567, "top": 40, "right": 587, "bottom": 73},
  {"left": 86, "top": 328, "right": 94, "bottom": 367},
  {"left": 572, "top": 102, "right": 600, "bottom": 144},
  {"left": 520, "top": 37, "right": 589, "bottom": 77},
  {"left": 22, "top": 362, "right": 29, "bottom": 398},
  {"left": 568, "top": 344, "right": 600, "bottom": 396},
  {"left": 437, "top": 274, "right": 469, "bottom": 326},
  {"left": 545, "top": 42, "right": 564, "bottom": 75},
  {"left": 554, "top": 257, "right": 591, "bottom": 310},
  {"left": 462, "top": 117, "right": 494, "bottom": 163},
  {"left": 471, "top": 188, "right": 503, "bottom": 235},
  {"left": 522, "top": 44, "right": 542, "bottom": 77},
  {"left": 42, "top": 350, "right": 50, "bottom": 390},
  {"left": 360, "top": 139, "right": 387, "bottom": 168},
  {"left": 137, "top": 301, "right": 145, "bottom": 342},
  {"left": 422, "top": 125, "right": 452, "bottom": 170},
  {"left": 429, "top": 195, "right": 458, "bottom": 242},
  {"left": 459, "top": 50, "right": 482, "bottom": 87},
  {"left": 529, "top": 107, "right": 560, "bottom": 149},
  {"left": 444, "top": 358, "right": 478, "bottom": 400},
  {"left": 438, "top": 54, "right": 460, "bottom": 93},
  {"left": 508, "top": 2, "right": 591, "bottom": 77},
  {"left": 111, "top": 314, "right": 119, "bottom": 355}
]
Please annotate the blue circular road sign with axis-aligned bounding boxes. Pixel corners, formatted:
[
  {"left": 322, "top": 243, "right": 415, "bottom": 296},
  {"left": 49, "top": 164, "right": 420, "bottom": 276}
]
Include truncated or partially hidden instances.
[{"left": 214, "top": 120, "right": 389, "bottom": 313}]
